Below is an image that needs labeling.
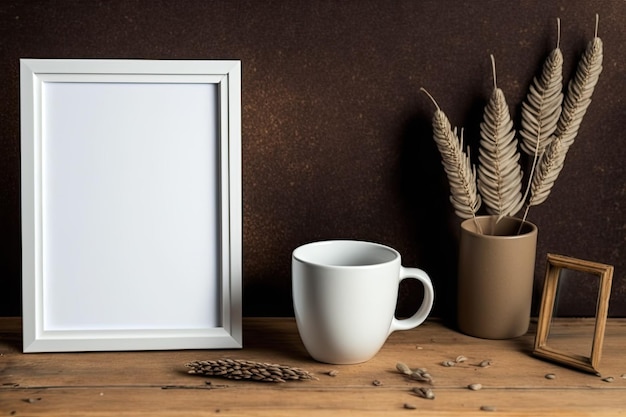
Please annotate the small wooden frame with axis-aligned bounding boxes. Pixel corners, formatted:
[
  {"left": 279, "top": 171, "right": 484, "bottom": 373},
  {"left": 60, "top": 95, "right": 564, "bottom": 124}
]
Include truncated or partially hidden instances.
[{"left": 533, "top": 253, "right": 614, "bottom": 375}]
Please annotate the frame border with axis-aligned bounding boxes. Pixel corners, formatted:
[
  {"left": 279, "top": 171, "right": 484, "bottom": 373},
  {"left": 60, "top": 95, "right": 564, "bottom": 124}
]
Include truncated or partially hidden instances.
[
  {"left": 20, "top": 59, "right": 242, "bottom": 352},
  {"left": 533, "top": 253, "right": 614, "bottom": 375}
]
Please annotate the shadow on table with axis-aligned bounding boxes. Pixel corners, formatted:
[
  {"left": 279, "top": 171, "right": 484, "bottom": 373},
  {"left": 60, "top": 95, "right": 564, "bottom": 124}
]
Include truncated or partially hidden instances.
[{"left": 242, "top": 318, "right": 311, "bottom": 362}]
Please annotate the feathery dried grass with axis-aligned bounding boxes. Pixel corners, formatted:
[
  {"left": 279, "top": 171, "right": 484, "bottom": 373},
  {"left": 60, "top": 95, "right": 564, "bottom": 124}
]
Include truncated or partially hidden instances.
[
  {"left": 519, "top": 20, "right": 564, "bottom": 156},
  {"left": 477, "top": 56, "right": 524, "bottom": 221},
  {"left": 518, "top": 19, "right": 564, "bottom": 224},
  {"left": 421, "top": 89, "right": 482, "bottom": 223},
  {"left": 528, "top": 19, "right": 603, "bottom": 207},
  {"left": 423, "top": 16, "right": 603, "bottom": 231}
]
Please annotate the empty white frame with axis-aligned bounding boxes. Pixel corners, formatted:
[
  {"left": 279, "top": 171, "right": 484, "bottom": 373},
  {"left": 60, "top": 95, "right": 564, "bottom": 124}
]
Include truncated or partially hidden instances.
[{"left": 20, "top": 59, "right": 242, "bottom": 352}]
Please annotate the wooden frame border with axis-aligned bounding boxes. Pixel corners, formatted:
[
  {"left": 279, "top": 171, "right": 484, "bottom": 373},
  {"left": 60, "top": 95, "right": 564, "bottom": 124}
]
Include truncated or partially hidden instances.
[{"left": 533, "top": 253, "right": 614, "bottom": 375}]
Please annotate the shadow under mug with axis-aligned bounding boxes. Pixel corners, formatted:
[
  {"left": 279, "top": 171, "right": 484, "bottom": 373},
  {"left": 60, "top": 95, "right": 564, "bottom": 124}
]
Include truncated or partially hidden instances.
[{"left": 292, "top": 240, "right": 434, "bottom": 364}]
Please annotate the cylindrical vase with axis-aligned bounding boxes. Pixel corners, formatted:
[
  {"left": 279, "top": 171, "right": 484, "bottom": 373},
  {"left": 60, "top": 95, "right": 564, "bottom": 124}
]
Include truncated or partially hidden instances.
[{"left": 458, "top": 215, "right": 538, "bottom": 339}]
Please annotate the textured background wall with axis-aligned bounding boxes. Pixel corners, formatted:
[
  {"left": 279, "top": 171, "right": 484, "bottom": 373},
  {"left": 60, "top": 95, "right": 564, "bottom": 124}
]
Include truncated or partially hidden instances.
[{"left": 1, "top": 1, "right": 624, "bottom": 323}]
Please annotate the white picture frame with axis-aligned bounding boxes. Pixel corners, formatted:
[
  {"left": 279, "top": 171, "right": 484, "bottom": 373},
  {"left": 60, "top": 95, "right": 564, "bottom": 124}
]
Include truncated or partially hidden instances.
[{"left": 20, "top": 59, "right": 242, "bottom": 352}]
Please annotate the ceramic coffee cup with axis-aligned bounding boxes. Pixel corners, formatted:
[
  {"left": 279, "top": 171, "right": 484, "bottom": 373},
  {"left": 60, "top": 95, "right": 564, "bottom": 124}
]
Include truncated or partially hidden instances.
[{"left": 292, "top": 240, "right": 434, "bottom": 364}]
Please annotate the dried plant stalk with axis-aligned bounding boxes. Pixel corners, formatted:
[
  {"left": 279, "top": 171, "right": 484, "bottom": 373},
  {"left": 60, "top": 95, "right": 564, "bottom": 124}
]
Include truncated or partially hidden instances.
[
  {"left": 422, "top": 16, "right": 603, "bottom": 226},
  {"left": 520, "top": 19, "right": 564, "bottom": 156},
  {"left": 421, "top": 89, "right": 482, "bottom": 224},
  {"left": 186, "top": 359, "right": 317, "bottom": 383},
  {"left": 529, "top": 17, "right": 603, "bottom": 207},
  {"left": 477, "top": 56, "right": 523, "bottom": 220},
  {"left": 518, "top": 19, "right": 564, "bottom": 227}
]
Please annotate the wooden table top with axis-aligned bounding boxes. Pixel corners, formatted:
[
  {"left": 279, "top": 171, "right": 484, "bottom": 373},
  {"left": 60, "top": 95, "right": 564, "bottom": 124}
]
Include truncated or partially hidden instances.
[{"left": 1, "top": 317, "right": 625, "bottom": 416}]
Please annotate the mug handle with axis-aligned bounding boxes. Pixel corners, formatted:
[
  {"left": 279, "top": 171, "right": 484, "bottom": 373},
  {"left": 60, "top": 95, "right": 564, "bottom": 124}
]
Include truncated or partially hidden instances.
[{"left": 388, "top": 267, "right": 434, "bottom": 334}]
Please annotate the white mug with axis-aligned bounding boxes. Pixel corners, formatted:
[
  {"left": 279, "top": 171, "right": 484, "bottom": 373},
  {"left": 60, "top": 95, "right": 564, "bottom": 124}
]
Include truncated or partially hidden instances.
[{"left": 292, "top": 240, "right": 434, "bottom": 364}]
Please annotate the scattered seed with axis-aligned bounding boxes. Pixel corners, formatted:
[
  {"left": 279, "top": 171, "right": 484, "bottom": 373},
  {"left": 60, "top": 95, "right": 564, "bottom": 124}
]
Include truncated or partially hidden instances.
[
  {"left": 397, "top": 363, "right": 434, "bottom": 384},
  {"left": 602, "top": 376, "right": 614, "bottom": 383},
  {"left": 408, "top": 371, "right": 423, "bottom": 379},
  {"left": 23, "top": 398, "right": 42, "bottom": 404},
  {"left": 621, "top": 374, "right": 626, "bottom": 379},
  {"left": 327, "top": 370, "right": 339, "bottom": 377},
  {"left": 441, "top": 360, "right": 456, "bottom": 367},
  {"left": 468, "top": 383, "right": 483, "bottom": 391},
  {"left": 409, "top": 370, "right": 434, "bottom": 384},
  {"left": 545, "top": 373, "right": 556, "bottom": 380},
  {"left": 477, "top": 360, "right": 493, "bottom": 368},
  {"left": 403, "top": 403, "right": 417, "bottom": 410},
  {"left": 409, "top": 371, "right": 428, "bottom": 382},
  {"left": 480, "top": 405, "right": 497, "bottom": 412},
  {"left": 455, "top": 355, "right": 468, "bottom": 363},
  {"left": 372, "top": 380, "right": 383, "bottom": 386},
  {"left": 396, "top": 362, "right": 412, "bottom": 375},
  {"left": 412, "top": 387, "right": 435, "bottom": 400}
]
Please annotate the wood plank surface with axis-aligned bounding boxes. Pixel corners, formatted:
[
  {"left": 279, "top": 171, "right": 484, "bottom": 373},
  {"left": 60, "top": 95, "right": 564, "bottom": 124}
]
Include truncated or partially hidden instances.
[{"left": 1, "top": 318, "right": 625, "bottom": 416}]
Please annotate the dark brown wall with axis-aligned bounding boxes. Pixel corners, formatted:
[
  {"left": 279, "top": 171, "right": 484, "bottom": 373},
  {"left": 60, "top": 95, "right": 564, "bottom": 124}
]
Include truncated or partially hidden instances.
[{"left": 1, "top": 1, "right": 624, "bottom": 321}]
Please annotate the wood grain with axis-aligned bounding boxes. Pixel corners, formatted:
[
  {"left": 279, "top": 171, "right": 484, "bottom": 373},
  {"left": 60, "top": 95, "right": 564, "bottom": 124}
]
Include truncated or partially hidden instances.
[{"left": 2, "top": 318, "right": 625, "bottom": 416}]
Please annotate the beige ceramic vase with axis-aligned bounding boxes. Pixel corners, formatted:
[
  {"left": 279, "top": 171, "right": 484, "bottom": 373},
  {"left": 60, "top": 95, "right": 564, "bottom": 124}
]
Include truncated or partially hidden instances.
[{"left": 457, "top": 215, "right": 538, "bottom": 339}]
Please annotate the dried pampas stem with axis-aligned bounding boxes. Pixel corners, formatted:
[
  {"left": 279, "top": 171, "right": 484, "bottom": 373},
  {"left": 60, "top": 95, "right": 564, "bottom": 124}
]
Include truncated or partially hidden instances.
[
  {"left": 519, "top": 18, "right": 563, "bottom": 156},
  {"left": 422, "top": 15, "right": 603, "bottom": 228},
  {"left": 477, "top": 55, "right": 524, "bottom": 222},
  {"left": 528, "top": 14, "right": 603, "bottom": 208},
  {"left": 421, "top": 88, "right": 482, "bottom": 232},
  {"left": 518, "top": 18, "right": 564, "bottom": 229}
]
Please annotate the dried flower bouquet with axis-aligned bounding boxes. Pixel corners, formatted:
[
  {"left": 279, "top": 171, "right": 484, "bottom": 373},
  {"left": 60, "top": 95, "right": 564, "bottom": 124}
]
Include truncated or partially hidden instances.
[{"left": 423, "top": 16, "right": 603, "bottom": 233}]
